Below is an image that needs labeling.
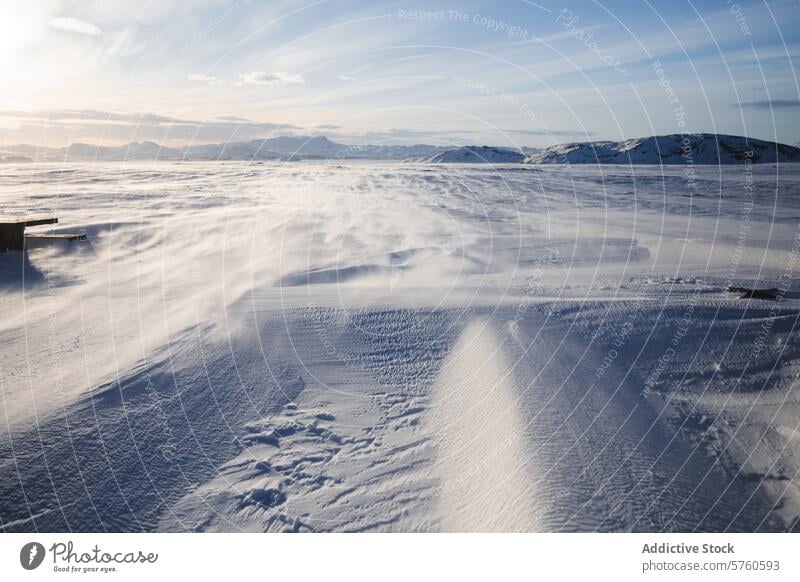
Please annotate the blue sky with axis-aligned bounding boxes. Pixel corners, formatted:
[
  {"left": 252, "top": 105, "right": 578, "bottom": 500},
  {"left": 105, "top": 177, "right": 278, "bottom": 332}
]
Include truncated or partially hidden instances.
[{"left": 2, "top": 0, "right": 799, "bottom": 147}]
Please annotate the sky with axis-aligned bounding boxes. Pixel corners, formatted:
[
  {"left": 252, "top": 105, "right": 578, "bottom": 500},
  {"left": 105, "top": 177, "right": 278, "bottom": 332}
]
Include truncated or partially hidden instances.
[{"left": 1, "top": 0, "right": 799, "bottom": 148}]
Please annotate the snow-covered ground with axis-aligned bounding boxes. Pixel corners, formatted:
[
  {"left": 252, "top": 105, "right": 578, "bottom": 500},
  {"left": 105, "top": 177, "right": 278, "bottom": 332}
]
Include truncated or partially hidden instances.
[{"left": 1, "top": 160, "right": 799, "bottom": 532}]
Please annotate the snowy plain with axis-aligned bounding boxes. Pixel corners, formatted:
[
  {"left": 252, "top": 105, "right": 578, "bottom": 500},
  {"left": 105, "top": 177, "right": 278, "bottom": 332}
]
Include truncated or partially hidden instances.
[{"left": 1, "top": 160, "right": 799, "bottom": 532}]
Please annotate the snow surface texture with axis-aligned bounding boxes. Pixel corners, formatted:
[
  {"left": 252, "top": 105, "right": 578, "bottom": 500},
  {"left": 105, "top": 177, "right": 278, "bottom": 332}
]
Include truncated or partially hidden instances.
[
  {"left": 525, "top": 134, "right": 800, "bottom": 165},
  {"left": 1, "top": 161, "right": 800, "bottom": 532}
]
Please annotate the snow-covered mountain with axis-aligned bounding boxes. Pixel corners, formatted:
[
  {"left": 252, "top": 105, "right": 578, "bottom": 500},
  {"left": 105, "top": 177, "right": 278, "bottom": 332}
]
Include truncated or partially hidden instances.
[
  {"left": 424, "top": 145, "right": 526, "bottom": 163},
  {"left": 4, "top": 133, "right": 798, "bottom": 164},
  {"left": 181, "top": 142, "right": 283, "bottom": 160},
  {"left": 345, "top": 143, "right": 451, "bottom": 160},
  {"left": 2, "top": 136, "right": 453, "bottom": 162},
  {"left": 524, "top": 134, "right": 800, "bottom": 165},
  {"left": 64, "top": 141, "right": 183, "bottom": 161}
]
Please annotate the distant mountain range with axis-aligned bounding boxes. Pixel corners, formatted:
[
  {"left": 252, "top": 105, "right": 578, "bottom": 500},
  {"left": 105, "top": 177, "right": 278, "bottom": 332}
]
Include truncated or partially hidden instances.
[
  {"left": 524, "top": 134, "right": 800, "bottom": 165},
  {"left": 1, "top": 136, "right": 454, "bottom": 162},
  {"left": 2, "top": 133, "right": 799, "bottom": 164},
  {"left": 424, "top": 145, "right": 526, "bottom": 163}
]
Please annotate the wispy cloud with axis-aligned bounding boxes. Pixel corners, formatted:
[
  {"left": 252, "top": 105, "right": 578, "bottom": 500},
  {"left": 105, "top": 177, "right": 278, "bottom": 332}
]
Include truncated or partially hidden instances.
[
  {"left": 238, "top": 71, "right": 304, "bottom": 86},
  {"left": 188, "top": 74, "right": 222, "bottom": 84},
  {"left": 503, "top": 128, "right": 596, "bottom": 136},
  {"left": 6, "top": 1, "right": 800, "bottom": 147},
  {"left": 48, "top": 16, "right": 102, "bottom": 36},
  {"left": 739, "top": 99, "right": 800, "bottom": 109},
  {"left": 0, "top": 109, "right": 299, "bottom": 146}
]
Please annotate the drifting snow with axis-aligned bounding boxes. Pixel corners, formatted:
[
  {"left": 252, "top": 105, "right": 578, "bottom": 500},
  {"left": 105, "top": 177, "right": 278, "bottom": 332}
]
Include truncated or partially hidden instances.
[{"left": 1, "top": 161, "right": 799, "bottom": 532}]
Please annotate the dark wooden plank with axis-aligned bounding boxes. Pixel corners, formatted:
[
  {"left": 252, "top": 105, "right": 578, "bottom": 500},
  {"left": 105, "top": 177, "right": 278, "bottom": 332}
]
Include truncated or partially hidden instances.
[
  {"left": 0, "top": 216, "right": 59, "bottom": 226},
  {"left": 0, "top": 216, "right": 59, "bottom": 251},
  {"left": 25, "top": 233, "right": 86, "bottom": 241},
  {"left": 23, "top": 217, "right": 59, "bottom": 227}
]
